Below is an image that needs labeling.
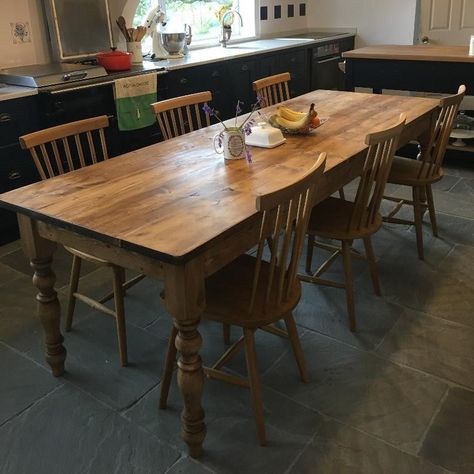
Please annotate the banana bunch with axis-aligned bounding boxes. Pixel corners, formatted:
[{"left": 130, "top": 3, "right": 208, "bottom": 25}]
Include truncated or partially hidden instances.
[{"left": 269, "top": 103, "right": 319, "bottom": 134}]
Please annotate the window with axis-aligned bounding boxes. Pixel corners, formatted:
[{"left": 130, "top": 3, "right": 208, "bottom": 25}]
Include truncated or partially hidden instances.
[{"left": 132, "top": 0, "right": 256, "bottom": 52}]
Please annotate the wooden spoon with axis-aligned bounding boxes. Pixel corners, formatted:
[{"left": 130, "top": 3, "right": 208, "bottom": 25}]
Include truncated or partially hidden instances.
[{"left": 116, "top": 16, "right": 130, "bottom": 41}]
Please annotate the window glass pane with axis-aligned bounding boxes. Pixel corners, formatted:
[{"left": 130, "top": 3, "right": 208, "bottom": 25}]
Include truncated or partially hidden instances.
[{"left": 133, "top": 0, "right": 254, "bottom": 49}]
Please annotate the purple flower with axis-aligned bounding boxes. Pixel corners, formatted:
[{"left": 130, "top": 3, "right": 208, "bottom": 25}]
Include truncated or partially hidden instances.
[
  {"left": 256, "top": 95, "right": 266, "bottom": 107},
  {"left": 245, "top": 145, "right": 252, "bottom": 163},
  {"left": 235, "top": 100, "right": 243, "bottom": 115},
  {"left": 202, "top": 104, "right": 214, "bottom": 117},
  {"left": 243, "top": 122, "right": 253, "bottom": 136}
]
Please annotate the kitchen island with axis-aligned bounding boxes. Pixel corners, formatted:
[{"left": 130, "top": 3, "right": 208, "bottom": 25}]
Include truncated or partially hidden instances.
[{"left": 343, "top": 44, "right": 474, "bottom": 95}]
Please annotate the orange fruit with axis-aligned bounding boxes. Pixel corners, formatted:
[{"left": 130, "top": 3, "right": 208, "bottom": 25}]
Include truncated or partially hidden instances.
[{"left": 310, "top": 116, "right": 321, "bottom": 128}]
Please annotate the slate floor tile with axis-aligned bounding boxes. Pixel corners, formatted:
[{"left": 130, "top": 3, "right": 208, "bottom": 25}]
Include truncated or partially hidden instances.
[
  {"left": 0, "top": 384, "right": 179, "bottom": 474},
  {"left": 0, "top": 262, "right": 23, "bottom": 286},
  {"left": 294, "top": 284, "right": 405, "bottom": 351},
  {"left": 0, "top": 245, "right": 98, "bottom": 289},
  {"left": 411, "top": 212, "right": 474, "bottom": 248},
  {"left": 437, "top": 244, "right": 474, "bottom": 288},
  {"left": 0, "top": 239, "right": 20, "bottom": 257},
  {"left": 290, "top": 419, "right": 449, "bottom": 474},
  {"left": 26, "top": 314, "right": 170, "bottom": 410},
  {"left": 0, "top": 343, "right": 62, "bottom": 426},
  {"left": 263, "top": 331, "right": 447, "bottom": 452},
  {"left": 377, "top": 309, "right": 474, "bottom": 390},
  {"left": 449, "top": 176, "right": 474, "bottom": 196},
  {"left": 420, "top": 388, "right": 474, "bottom": 474},
  {"left": 358, "top": 248, "right": 474, "bottom": 328},
  {"left": 166, "top": 457, "right": 216, "bottom": 474},
  {"left": 126, "top": 377, "right": 323, "bottom": 473}
]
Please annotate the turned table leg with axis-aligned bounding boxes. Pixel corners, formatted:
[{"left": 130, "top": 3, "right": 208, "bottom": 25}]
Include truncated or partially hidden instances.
[
  {"left": 18, "top": 215, "right": 66, "bottom": 377},
  {"left": 31, "top": 256, "right": 66, "bottom": 376},
  {"left": 174, "top": 318, "right": 206, "bottom": 458},
  {"left": 164, "top": 259, "right": 206, "bottom": 458}
]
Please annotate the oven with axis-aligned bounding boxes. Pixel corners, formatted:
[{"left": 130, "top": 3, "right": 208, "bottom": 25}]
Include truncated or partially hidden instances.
[{"left": 311, "top": 41, "right": 345, "bottom": 91}]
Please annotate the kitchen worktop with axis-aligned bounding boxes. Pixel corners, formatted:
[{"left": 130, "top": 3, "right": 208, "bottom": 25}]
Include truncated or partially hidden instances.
[
  {"left": 0, "top": 84, "right": 38, "bottom": 101},
  {"left": 0, "top": 30, "right": 355, "bottom": 101},
  {"left": 343, "top": 44, "right": 474, "bottom": 63}
]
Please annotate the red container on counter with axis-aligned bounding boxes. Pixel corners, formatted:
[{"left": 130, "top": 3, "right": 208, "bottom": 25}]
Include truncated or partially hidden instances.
[{"left": 96, "top": 49, "right": 132, "bottom": 72}]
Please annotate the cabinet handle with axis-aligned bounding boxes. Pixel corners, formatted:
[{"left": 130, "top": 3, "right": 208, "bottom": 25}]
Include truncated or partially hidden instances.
[
  {"left": 241, "top": 64, "right": 249, "bottom": 71},
  {"left": 0, "top": 113, "right": 12, "bottom": 123},
  {"left": 8, "top": 170, "right": 22, "bottom": 181},
  {"left": 180, "top": 78, "right": 188, "bottom": 84}
]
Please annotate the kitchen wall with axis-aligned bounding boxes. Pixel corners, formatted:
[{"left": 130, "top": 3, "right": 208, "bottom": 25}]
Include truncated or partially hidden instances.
[
  {"left": 0, "top": 0, "right": 312, "bottom": 69},
  {"left": 0, "top": 0, "right": 50, "bottom": 68},
  {"left": 307, "top": 0, "right": 417, "bottom": 47}
]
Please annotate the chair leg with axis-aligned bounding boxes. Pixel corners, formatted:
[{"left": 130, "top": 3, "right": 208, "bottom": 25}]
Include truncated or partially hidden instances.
[
  {"left": 223, "top": 323, "right": 231, "bottom": 345},
  {"left": 341, "top": 240, "right": 356, "bottom": 332},
  {"left": 112, "top": 266, "right": 128, "bottom": 367},
  {"left": 412, "top": 186, "right": 425, "bottom": 260},
  {"left": 243, "top": 328, "right": 266, "bottom": 446},
  {"left": 65, "top": 255, "right": 82, "bottom": 332},
  {"left": 284, "top": 313, "right": 309, "bottom": 383},
  {"left": 305, "top": 234, "right": 315, "bottom": 273},
  {"left": 160, "top": 324, "right": 178, "bottom": 409},
  {"left": 338, "top": 187, "right": 346, "bottom": 200},
  {"left": 363, "top": 236, "right": 381, "bottom": 296},
  {"left": 425, "top": 184, "right": 438, "bottom": 237}
]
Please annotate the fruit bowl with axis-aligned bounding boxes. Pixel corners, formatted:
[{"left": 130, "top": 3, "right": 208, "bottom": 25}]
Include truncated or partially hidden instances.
[{"left": 268, "top": 103, "right": 323, "bottom": 134}]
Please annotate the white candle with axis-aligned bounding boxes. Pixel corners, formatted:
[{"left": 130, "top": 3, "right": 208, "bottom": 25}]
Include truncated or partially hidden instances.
[{"left": 469, "top": 35, "right": 474, "bottom": 56}]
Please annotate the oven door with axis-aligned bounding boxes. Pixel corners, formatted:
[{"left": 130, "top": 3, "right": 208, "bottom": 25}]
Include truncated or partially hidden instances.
[{"left": 312, "top": 55, "right": 345, "bottom": 91}]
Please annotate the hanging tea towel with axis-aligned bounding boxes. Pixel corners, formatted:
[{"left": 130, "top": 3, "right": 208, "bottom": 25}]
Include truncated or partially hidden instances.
[{"left": 114, "top": 74, "right": 157, "bottom": 131}]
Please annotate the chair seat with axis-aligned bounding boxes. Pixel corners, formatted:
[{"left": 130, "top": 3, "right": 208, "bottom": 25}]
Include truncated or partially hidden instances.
[
  {"left": 308, "top": 197, "right": 382, "bottom": 240},
  {"left": 205, "top": 254, "right": 301, "bottom": 328},
  {"left": 387, "top": 156, "right": 443, "bottom": 186}
]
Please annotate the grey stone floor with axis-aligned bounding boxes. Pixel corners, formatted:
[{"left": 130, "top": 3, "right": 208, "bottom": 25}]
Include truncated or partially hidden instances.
[{"left": 0, "top": 156, "right": 473, "bottom": 474}]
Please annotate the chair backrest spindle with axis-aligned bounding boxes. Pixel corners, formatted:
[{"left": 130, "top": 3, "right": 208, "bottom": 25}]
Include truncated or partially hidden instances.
[
  {"left": 350, "top": 114, "right": 407, "bottom": 232},
  {"left": 19, "top": 115, "right": 110, "bottom": 180},
  {"left": 248, "top": 153, "right": 326, "bottom": 315},
  {"left": 252, "top": 72, "right": 291, "bottom": 106},
  {"left": 151, "top": 91, "right": 213, "bottom": 140},
  {"left": 418, "top": 85, "right": 465, "bottom": 180}
]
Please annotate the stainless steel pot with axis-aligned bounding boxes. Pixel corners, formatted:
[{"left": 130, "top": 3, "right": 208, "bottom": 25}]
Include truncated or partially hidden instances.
[{"left": 160, "top": 32, "right": 186, "bottom": 55}]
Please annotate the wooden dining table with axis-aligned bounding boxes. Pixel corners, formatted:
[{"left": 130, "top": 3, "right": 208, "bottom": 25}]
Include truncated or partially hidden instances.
[{"left": 0, "top": 90, "right": 439, "bottom": 458}]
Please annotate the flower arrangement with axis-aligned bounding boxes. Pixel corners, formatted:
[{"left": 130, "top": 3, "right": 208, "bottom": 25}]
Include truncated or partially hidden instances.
[{"left": 203, "top": 95, "right": 265, "bottom": 163}]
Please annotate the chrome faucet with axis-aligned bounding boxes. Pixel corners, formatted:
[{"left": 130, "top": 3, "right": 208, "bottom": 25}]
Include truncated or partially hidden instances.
[{"left": 220, "top": 10, "right": 243, "bottom": 47}]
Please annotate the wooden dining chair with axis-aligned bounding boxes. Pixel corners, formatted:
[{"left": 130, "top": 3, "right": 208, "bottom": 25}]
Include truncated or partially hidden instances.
[
  {"left": 159, "top": 153, "right": 327, "bottom": 446},
  {"left": 19, "top": 115, "right": 144, "bottom": 367},
  {"left": 382, "top": 85, "right": 466, "bottom": 259},
  {"left": 252, "top": 72, "right": 291, "bottom": 106},
  {"left": 150, "top": 91, "right": 213, "bottom": 140},
  {"left": 301, "top": 115, "right": 406, "bottom": 331}
]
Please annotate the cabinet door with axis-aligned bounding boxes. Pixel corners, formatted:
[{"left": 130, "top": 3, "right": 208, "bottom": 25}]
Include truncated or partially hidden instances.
[
  {"left": 279, "top": 49, "right": 309, "bottom": 97},
  {"left": 0, "top": 143, "right": 41, "bottom": 244},
  {"left": 226, "top": 58, "right": 259, "bottom": 115},
  {"left": 0, "top": 96, "right": 39, "bottom": 147}
]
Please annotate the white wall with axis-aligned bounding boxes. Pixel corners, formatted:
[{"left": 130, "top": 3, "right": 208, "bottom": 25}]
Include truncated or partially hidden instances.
[
  {"left": 308, "top": 0, "right": 417, "bottom": 47},
  {"left": 258, "top": 0, "right": 308, "bottom": 37},
  {"left": 0, "top": 0, "right": 50, "bottom": 68}
]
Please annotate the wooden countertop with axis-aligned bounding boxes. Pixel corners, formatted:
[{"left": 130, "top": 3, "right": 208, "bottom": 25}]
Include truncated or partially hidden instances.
[{"left": 343, "top": 45, "right": 474, "bottom": 63}]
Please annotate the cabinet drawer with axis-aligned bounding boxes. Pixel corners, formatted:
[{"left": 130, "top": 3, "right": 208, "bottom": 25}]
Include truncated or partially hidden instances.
[
  {"left": 0, "top": 96, "right": 39, "bottom": 147},
  {"left": 0, "top": 143, "right": 40, "bottom": 193}
]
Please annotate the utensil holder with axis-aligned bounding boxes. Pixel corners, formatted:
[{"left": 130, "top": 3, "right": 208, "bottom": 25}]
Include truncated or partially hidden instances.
[{"left": 127, "top": 42, "right": 143, "bottom": 64}]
